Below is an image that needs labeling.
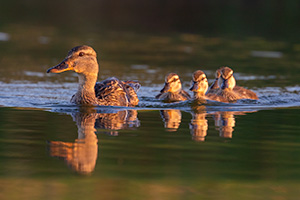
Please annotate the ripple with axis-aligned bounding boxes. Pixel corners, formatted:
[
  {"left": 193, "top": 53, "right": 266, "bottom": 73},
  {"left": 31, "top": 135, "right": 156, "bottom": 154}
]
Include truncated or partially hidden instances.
[{"left": 0, "top": 81, "right": 300, "bottom": 113}]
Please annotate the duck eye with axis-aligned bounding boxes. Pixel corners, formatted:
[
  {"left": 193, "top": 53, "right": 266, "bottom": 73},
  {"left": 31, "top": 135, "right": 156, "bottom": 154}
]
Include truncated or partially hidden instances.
[{"left": 79, "top": 52, "right": 85, "bottom": 57}]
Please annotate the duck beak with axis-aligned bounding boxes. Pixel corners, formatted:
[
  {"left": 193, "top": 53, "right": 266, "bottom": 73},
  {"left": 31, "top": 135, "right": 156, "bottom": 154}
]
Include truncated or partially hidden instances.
[
  {"left": 47, "top": 59, "right": 73, "bottom": 73},
  {"left": 190, "top": 81, "right": 198, "bottom": 91},
  {"left": 160, "top": 83, "right": 170, "bottom": 93},
  {"left": 221, "top": 79, "right": 229, "bottom": 89}
]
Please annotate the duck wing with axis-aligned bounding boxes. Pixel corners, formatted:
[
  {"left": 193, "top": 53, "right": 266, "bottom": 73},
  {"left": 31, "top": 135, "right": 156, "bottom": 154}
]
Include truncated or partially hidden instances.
[{"left": 94, "top": 77, "right": 128, "bottom": 106}]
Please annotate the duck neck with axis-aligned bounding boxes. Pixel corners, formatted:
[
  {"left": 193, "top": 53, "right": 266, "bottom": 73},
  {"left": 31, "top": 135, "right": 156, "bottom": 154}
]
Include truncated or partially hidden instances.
[
  {"left": 78, "top": 73, "right": 97, "bottom": 92},
  {"left": 73, "top": 73, "right": 98, "bottom": 104}
]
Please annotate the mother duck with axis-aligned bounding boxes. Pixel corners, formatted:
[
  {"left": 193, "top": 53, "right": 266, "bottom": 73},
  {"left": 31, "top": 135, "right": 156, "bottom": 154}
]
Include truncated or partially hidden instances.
[{"left": 47, "top": 45, "right": 140, "bottom": 106}]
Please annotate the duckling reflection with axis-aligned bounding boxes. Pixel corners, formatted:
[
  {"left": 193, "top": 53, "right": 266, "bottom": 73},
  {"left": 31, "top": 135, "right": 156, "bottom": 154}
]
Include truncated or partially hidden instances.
[
  {"left": 215, "top": 111, "right": 236, "bottom": 138},
  {"left": 48, "top": 108, "right": 140, "bottom": 174},
  {"left": 189, "top": 106, "right": 208, "bottom": 141},
  {"left": 214, "top": 111, "right": 255, "bottom": 139},
  {"left": 160, "top": 109, "right": 182, "bottom": 132}
]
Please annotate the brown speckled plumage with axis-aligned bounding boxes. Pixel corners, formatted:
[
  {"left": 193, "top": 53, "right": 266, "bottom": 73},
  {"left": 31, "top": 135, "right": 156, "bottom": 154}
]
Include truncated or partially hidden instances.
[
  {"left": 207, "top": 67, "right": 258, "bottom": 101},
  {"left": 216, "top": 67, "right": 258, "bottom": 102},
  {"left": 47, "top": 45, "right": 140, "bottom": 106},
  {"left": 156, "top": 73, "right": 191, "bottom": 102},
  {"left": 190, "top": 70, "right": 228, "bottom": 102}
]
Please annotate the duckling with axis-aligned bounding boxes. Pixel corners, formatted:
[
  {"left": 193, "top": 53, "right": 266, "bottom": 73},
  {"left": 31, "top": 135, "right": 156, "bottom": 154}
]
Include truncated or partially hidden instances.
[
  {"left": 216, "top": 67, "right": 258, "bottom": 102},
  {"left": 156, "top": 73, "right": 191, "bottom": 102},
  {"left": 206, "top": 67, "right": 223, "bottom": 94},
  {"left": 190, "top": 70, "right": 226, "bottom": 102},
  {"left": 47, "top": 45, "right": 140, "bottom": 106},
  {"left": 207, "top": 67, "right": 258, "bottom": 100}
]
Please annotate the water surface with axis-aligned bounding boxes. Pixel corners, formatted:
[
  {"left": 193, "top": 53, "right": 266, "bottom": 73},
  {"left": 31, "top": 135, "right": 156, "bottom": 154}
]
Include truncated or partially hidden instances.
[{"left": 1, "top": 107, "right": 300, "bottom": 200}]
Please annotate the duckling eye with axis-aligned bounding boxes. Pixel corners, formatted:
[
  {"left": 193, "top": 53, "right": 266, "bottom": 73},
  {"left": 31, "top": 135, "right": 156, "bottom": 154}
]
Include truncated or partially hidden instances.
[
  {"left": 171, "top": 78, "right": 179, "bottom": 83},
  {"left": 79, "top": 52, "right": 85, "bottom": 57}
]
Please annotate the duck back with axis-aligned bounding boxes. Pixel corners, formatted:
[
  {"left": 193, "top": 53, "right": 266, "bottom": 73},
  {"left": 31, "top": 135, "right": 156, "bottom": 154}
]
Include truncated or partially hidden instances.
[{"left": 95, "top": 77, "right": 128, "bottom": 106}]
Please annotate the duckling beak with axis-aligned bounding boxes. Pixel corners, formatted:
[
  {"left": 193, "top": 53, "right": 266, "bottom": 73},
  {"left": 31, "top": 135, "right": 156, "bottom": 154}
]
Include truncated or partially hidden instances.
[
  {"left": 47, "top": 59, "right": 73, "bottom": 73},
  {"left": 190, "top": 81, "right": 199, "bottom": 92},
  {"left": 160, "top": 83, "right": 170, "bottom": 93}
]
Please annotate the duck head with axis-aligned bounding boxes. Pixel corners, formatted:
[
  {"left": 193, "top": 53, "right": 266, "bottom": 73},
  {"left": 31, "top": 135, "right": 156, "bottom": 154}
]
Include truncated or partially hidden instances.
[
  {"left": 47, "top": 45, "right": 99, "bottom": 77},
  {"left": 190, "top": 70, "right": 208, "bottom": 95},
  {"left": 218, "top": 67, "right": 236, "bottom": 90},
  {"left": 160, "top": 73, "right": 182, "bottom": 93}
]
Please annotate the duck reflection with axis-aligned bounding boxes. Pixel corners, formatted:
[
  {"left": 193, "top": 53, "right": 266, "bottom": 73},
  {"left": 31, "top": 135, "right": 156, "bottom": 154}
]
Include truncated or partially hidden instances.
[
  {"left": 160, "top": 109, "right": 182, "bottom": 132},
  {"left": 95, "top": 110, "right": 140, "bottom": 136},
  {"left": 48, "top": 107, "right": 139, "bottom": 174},
  {"left": 189, "top": 106, "right": 208, "bottom": 141}
]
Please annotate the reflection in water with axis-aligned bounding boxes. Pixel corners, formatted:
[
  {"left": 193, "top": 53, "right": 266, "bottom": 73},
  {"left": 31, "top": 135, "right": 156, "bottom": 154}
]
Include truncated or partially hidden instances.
[
  {"left": 215, "top": 112, "right": 236, "bottom": 138},
  {"left": 48, "top": 108, "right": 140, "bottom": 174},
  {"left": 48, "top": 106, "right": 256, "bottom": 174},
  {"left": 160, "top": 110, "right": 182, "bottom": 132},
  {"left": 213, "top": 111, "right": 255, "bottom": 139},
  {"left": 189, "top": 107, "right": 256, "bottom": 141},
  {"left": 48, "top": 111, "right": 98, "bottom": 175},
  {"left": 189, "top": 106, "right": 208, "bottom": 141},
  {"left": 95, "top": 110, "right": 140, "bottom": 136}
]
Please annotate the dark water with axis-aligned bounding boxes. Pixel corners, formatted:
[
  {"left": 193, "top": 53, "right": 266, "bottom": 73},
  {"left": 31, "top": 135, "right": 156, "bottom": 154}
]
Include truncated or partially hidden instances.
[
  {"left": 1, "top": 1, "right": 300, "bottom": 199},
  {"left": 1, "top": 107, "right": 300, "bottom": 199}
]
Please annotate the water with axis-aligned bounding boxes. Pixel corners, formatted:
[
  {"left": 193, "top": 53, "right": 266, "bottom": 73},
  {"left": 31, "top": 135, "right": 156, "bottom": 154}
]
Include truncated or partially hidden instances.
[
  {"left": 1, "top": 1, "right": 300, "bottom": 199},
  {"left": 1, "top": 69, "right": 300, "bottom": 199},
  {"left": 1, "top": 107, "right": 300, "bottom": 199}
]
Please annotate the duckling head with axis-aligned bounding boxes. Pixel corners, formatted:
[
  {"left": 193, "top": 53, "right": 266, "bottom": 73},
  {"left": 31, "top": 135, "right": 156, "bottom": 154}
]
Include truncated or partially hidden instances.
[
  {"left": 189, "top": 70, "right": 208, "bottom": 95},
  {"left": 47, "top": 45, "right": 99, "bottom": 77},
  {"left": 215, "top": 67, "right": 224, "bottom": 79},
  {"left": 218, "top": 67, "right": 236, "bottom": 90},
  {"left": 160, "top": 73, "right": 182, "bottom": 93}
]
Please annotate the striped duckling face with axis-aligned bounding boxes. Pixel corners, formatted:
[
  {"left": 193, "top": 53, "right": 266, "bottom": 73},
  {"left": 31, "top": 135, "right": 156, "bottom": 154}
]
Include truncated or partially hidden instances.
[
  {"left": 190, "top": 70, "right": 208, "bottom": 94},
  {"left": 218, "top": 67, "right": 236, "bottom": 90},
  {"left": 160, "top": 73, "right": 182, "bottom": 93}
]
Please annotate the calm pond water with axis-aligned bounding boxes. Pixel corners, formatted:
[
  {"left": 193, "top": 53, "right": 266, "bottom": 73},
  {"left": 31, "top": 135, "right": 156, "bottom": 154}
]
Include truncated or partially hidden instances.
[{"left": 1, "top": 1, "right": 300, "bottom": 199}]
